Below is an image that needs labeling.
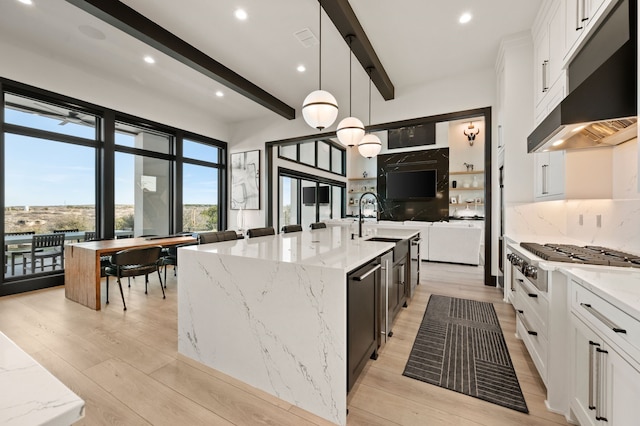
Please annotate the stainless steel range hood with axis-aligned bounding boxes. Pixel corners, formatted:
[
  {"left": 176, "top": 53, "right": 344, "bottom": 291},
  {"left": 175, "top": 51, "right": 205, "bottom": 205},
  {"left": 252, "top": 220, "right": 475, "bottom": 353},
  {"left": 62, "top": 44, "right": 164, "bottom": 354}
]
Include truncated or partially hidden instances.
[{"left": 528, "top": 0, "right": 637, "bottom": 153}]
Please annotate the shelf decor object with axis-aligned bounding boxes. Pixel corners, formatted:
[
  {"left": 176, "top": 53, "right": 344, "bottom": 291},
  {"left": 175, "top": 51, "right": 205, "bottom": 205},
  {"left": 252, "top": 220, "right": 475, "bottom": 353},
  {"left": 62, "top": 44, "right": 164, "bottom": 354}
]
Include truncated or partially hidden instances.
[
  {"left": 230, "top": 150, "right": 260, "bottom": 210},
  {"left": 302, "top": 0, "right": 338, "bottom": 130}
]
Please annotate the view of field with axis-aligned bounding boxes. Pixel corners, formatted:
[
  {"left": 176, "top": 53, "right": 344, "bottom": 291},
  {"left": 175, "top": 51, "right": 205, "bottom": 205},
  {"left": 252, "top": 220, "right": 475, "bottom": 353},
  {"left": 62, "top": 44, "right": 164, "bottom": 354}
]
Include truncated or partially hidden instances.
[{"left": 4, "top": 204, "right": 218, "bottom": 234}]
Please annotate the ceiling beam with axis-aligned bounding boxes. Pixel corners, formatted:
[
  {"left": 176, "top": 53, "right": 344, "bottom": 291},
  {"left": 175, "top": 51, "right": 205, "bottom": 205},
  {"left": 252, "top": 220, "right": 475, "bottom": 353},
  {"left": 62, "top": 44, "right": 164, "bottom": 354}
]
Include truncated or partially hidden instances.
[
  {"left": 321, "top": 0, "right": 395, "bottom": 100},
  {"left": 64, "top": 0, "right": 296, "bottom": 120}
]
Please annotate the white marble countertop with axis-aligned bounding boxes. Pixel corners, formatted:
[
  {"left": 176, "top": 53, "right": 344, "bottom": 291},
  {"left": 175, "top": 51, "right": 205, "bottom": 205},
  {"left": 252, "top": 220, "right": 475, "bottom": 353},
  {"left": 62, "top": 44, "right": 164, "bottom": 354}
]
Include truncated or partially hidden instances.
[
  {"left": 182, "top": 226, "right": 419, "bottom": 273},
  {"left": 560, "top": 266, "right": 640, "bottom": 321},
  {"left": 0, "top": 332, "right": 85, "bottom": 426}
]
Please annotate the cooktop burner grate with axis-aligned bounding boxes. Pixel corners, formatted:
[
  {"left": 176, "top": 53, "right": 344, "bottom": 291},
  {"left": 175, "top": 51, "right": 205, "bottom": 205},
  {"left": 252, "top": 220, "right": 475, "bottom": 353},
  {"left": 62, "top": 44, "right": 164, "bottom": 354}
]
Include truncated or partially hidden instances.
[{"left": 519, "top": 242, "right": 640, "bottom": 268}]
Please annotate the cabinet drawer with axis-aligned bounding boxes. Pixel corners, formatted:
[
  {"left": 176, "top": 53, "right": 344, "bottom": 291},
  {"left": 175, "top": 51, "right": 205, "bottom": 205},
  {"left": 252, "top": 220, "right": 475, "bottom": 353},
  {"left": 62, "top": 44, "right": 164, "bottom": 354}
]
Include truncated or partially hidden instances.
[
  {"left": 514, "top": 270, "right": 549, "bottom": 333},
  {"left": 516, "top": 312, "right": 548, "bottom": 384},
  {"left": 571, "top": 280, "right": 640, "bottom": 363}
]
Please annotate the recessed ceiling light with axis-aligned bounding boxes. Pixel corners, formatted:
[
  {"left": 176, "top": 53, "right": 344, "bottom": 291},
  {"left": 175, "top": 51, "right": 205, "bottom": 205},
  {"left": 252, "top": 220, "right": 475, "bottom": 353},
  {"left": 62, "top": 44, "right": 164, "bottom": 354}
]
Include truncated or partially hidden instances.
[
  {"left": 297, "top": 65, "right": 306, "bottom": 73},
  {"left": 459, "top": 13, "right": 472, "bottom": 24},
  {"left": 17, "top": 0, "right": 33, "bottom": 5},
  {"left": 215, "top": 91, "right": 224, "bottom": 98},
  {"left": 235, "top": 8, "right": 248, "bottom": 20},
  {"left": 143, "top": 56, "right": 155, "bottom": 64}
]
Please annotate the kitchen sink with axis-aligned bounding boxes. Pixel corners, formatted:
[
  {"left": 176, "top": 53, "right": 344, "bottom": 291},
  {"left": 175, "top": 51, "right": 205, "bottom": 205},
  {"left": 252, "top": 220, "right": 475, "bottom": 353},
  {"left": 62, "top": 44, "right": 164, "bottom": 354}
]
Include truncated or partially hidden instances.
[
  {"left": 365, "top": 237, "right": 402, "bottom": 243},
  {"left": 365, "top": 236, "right": 407, "bottom": 262}
]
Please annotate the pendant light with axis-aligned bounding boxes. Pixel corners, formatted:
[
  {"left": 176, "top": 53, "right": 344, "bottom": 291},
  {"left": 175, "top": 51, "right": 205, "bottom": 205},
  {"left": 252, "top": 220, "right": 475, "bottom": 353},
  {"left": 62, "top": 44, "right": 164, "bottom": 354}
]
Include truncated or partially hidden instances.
[
  {"left": 302, "top": 0, "right": 338, "bottom": 130},
  {"left": 358, "top": 68, "right": 382, "bottom": 158},
  {"left": 336, "top": 35, "right": 365, "bottom": 147}
]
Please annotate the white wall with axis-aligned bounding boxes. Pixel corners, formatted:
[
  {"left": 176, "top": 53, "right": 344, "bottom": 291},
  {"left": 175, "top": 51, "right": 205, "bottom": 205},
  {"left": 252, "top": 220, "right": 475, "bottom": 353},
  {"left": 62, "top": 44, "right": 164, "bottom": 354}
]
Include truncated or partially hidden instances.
[
  {"left": 227, "top": 66, "right": 497, "bottom": 231},
  {"left": 0, "top": 40, "right": 231, "bottom": 141}
]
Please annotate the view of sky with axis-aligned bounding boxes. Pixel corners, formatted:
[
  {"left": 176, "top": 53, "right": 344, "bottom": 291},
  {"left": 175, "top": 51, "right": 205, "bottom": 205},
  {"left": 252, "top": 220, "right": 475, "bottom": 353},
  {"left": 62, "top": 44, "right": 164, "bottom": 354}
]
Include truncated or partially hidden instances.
[{"left": 4, "top": 107, "right": 219, "bottom": 206}]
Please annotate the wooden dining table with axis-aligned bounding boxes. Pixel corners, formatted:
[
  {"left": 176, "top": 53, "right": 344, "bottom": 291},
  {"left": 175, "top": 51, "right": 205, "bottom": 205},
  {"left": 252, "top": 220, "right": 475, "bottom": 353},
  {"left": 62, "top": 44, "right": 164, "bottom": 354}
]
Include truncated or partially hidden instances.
[{"left": 64, "top": 235, "right": 196, "bottom": 310}]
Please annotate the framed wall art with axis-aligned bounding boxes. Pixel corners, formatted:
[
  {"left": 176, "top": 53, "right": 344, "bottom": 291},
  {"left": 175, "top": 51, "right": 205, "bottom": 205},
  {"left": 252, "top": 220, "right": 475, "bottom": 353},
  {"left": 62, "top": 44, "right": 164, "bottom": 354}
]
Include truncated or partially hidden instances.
[{"left": 230, "top": 150, "right": 260, "bottom": 210}]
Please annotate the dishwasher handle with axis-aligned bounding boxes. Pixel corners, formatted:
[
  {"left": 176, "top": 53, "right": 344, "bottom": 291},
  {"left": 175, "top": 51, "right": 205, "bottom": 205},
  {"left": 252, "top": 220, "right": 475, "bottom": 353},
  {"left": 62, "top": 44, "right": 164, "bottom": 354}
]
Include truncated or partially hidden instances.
[{"left": 352, "top": 264, "right": 381, "bottom": 281}]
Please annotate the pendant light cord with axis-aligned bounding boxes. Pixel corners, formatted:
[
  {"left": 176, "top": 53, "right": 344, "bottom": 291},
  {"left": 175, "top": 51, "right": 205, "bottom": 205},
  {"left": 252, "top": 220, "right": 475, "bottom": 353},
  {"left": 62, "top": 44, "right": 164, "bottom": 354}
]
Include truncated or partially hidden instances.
[
  {"left": 318, "top": 1, "right": 322, "bottom": 90},
  {"left": 348, "top": 36, "right": 352, "bottom": 116},
  {"left": 368, "top": 68, "right": 372, "bottom": 126}
]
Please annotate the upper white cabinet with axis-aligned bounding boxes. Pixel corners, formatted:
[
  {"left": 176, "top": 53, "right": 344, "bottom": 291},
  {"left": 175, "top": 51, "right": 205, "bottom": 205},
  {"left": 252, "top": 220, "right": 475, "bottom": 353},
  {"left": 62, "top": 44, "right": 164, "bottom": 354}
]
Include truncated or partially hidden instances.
[
  {"left": 564, "top": 0, "right": 616, "bottom": 64},
  {"left": 534, "top": 151, "right": 565, "bottom": 201},
  {"left": 533, "top": 1, "right": 567, "bottom": 126}
]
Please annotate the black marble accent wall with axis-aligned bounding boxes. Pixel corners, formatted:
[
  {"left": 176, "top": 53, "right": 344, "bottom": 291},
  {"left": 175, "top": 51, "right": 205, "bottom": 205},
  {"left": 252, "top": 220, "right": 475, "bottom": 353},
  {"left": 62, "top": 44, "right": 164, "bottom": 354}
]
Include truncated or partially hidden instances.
[{"left": 377, "top": 148, "right": 449, "bottom": 222}]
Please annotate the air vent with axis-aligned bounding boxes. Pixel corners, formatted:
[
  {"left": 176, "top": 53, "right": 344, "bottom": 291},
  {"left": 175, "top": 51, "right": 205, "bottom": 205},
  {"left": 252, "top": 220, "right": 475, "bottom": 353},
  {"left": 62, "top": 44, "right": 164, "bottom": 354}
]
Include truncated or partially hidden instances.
[{"left": 293, "top": 28, "right": 318, "bottom": 48}]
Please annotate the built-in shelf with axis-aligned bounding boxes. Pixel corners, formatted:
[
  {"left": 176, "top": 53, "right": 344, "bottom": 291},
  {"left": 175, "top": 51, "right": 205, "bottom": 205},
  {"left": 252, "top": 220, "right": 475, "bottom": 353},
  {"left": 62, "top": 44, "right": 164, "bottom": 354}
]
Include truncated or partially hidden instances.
[
  {"left": 450, "top": 187, "right": 484, "bottom": 191},
  {"left": 450, "top": 203, "right": 484, "bottom": 206},
  {"left": 450, "top": 170, "right": 484, "bottom": 175},
  {"left": 348, "top": 177, "right": 376, "bottom": 181}
]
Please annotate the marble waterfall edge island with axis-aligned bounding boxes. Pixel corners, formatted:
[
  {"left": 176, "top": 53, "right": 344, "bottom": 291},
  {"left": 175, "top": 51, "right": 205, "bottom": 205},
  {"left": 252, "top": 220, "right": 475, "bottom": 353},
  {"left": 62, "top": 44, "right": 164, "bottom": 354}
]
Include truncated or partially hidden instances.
[{"left": 177, "top": 226, "right": 419, "bottom": 425}]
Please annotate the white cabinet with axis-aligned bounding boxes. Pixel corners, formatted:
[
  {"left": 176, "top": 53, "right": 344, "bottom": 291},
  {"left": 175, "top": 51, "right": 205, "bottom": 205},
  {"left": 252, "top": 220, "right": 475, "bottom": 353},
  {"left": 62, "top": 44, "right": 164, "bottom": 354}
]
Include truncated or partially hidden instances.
[
  {"left": 564, "top": 0, "right": 615, "bottom": 64},
  {"left": 534, "top": 150, "right": 565, "bottom": 201},
  {"left": 570, "top": 277, "right": 640, "bottom": 425},
  {"left": 571, "top": 315, "right": 640, "bottom": 425},
  {"left": 533, "top": 1, "right": 566, "bottom": 126}
]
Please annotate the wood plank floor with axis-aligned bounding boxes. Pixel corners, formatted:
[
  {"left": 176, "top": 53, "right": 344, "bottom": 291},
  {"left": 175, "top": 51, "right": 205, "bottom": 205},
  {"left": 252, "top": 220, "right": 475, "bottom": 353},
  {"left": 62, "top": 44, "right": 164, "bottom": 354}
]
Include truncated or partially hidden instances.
[{"left": 0, "top": 263, "right": 571, "bottom": 425}]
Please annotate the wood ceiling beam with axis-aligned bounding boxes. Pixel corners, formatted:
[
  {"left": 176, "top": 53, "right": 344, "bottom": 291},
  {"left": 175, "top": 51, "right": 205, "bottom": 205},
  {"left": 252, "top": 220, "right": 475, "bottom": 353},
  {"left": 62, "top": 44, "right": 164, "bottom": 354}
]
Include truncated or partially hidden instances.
[
  {"left": 321, "top": 0, "right": 395, "bottom": 100},
  {"left": 64, "top": 0, "right": 296, "bottom": 120}
]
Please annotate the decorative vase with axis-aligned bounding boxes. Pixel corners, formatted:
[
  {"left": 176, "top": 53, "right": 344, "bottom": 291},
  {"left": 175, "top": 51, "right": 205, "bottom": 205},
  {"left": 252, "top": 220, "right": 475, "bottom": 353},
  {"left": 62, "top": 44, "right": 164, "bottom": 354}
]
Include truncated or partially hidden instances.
[{"left": 472, "top": 176, "right": 479, "bottom": 188}]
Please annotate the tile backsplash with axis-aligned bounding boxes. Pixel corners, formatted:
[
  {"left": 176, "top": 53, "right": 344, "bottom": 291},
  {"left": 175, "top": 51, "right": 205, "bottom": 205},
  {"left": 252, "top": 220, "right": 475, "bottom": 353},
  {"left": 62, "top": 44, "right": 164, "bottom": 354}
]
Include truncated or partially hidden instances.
[{"left": 506, "top": 199, "right": 640, "bottom": 254}]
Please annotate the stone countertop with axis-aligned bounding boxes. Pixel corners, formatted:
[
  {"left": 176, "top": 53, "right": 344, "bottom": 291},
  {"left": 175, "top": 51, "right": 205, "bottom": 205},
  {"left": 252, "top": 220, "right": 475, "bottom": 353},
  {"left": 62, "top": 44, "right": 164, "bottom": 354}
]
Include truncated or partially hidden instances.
[
  {"left": 560, "top": 266, "right": 640, "bottom": 321},
  {"left": 0, "top": 332, "right": 85, "bottom": 426},
  {"left": 181, "top": 226, "right": 419, "bottom": 273}
]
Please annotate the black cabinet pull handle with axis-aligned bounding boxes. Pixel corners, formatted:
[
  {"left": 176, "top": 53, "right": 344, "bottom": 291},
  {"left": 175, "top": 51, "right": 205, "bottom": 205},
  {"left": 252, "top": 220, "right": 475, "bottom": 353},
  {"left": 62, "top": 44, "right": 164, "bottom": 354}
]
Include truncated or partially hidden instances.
[
  {"left": 352, "top": 264, "right": 381, "bottom": 281},
  {"left": 516, "top": 310, "right": 537, "bottom": 336},
  {"left": 528, "top": 293, "right": 538, "bottom": 298},
  {"left": 581, "top": 303, "right": 627, "bottom": 334}
]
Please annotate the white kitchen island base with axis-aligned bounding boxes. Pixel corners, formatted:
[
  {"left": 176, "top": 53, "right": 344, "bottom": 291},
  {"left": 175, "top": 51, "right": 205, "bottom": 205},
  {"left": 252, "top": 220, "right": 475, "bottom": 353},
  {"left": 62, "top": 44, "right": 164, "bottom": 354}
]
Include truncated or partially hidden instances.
[{"left": 177, "top": 226, "right": 418, "bottom": 425}]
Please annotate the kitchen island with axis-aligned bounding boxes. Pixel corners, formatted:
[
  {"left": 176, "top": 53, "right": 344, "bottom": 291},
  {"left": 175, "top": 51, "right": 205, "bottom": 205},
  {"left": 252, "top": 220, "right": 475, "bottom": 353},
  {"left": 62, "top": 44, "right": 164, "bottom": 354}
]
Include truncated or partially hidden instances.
[{"left": 177, "top": 226, "right": 419, "bottom": 425}]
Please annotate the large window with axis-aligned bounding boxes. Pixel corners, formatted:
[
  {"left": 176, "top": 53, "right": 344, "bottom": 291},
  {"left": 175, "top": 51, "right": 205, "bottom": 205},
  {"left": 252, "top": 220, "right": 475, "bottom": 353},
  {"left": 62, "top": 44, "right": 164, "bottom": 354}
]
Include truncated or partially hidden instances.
[
  {"left": 0, "top": 80, "right": 227, "bottom": 296},
  {"left": 277, "top": 169, "right": 344, "bottom": 231},
  {"left": 277, "top": 139, "right": 345, "bottom": 177},
  {"left": 3, "top": 94, "right": 98, "bottom": 280},
  {"left": 182, "top": 139, "right": 221, "bottom": 232}
]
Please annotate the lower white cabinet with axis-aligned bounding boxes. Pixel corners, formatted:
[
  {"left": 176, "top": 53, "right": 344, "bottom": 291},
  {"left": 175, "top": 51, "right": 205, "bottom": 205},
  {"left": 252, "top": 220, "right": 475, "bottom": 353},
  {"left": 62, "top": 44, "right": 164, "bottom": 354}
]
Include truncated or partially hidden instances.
[{"left": 570, "top": 279, "right": 640, "bottom": 425}]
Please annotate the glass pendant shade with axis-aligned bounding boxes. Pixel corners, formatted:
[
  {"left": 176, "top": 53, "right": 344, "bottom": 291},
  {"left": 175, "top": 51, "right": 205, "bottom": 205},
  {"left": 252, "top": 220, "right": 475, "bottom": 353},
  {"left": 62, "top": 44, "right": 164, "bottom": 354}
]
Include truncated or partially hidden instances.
[
  {"left": 358, "top": 133, "right": 382, "bottom": 158},
  {"left": 302, "top": 89, "right": 339, "bottom": 130},
  {"left": 336, "top": 116, "right": 365, "bottom": 146}
]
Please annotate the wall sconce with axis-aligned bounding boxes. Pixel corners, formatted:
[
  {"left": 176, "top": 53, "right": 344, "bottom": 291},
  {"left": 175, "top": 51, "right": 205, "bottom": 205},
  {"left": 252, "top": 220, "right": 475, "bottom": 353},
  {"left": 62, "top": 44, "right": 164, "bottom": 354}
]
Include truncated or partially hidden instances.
[{"left": 464, "top": 122, "right": 480, "bottom": 146}]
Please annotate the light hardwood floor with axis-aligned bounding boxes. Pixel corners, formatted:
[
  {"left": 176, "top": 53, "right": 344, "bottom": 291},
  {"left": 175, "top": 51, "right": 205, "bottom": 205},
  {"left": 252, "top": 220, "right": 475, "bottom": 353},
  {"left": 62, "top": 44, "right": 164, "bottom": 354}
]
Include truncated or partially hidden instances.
[{"left": 0, "top": 263, "right": 571, "bottom": 425}]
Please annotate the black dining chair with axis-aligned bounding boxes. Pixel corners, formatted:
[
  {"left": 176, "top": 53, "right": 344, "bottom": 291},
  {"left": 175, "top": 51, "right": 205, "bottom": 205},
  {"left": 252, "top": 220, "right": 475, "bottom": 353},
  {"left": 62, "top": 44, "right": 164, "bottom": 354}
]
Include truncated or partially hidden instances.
[
  {"left": 310, "top": 222, "right": 327, "bottom": 229},
  {"left": 54, "top": 228, "right": 80, "bottom": 242},
  {"left": 197, "top": 230, "right": 239, "bottom": 244},
  {"left": 159, "top": 242, "right": 199, "bottom": 284},
  {"left": 84, "top": 231, "right": 97, "bottom": 241},
  {"left": 104, "top": 245, "right": 164, "bottom": 310},
  {"left": 281, "top": 224, "right": 303, "bottom": 233},
  {"left": 4, "top": 231, "right": 37, "bottom": 275},
  {"left": 246, "top": 227, "right": 275, "bottom": 238},
  {"left": 22, "top": 233, "right": 66, "bottom": 274}
]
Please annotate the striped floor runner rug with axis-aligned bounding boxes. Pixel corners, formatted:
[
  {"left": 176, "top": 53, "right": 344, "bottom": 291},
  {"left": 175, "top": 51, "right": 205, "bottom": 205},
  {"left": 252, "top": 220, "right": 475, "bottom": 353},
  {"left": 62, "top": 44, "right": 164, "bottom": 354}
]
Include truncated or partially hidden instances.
[{"left": 403, "top": 294, "right": 528, "bottom": 413}]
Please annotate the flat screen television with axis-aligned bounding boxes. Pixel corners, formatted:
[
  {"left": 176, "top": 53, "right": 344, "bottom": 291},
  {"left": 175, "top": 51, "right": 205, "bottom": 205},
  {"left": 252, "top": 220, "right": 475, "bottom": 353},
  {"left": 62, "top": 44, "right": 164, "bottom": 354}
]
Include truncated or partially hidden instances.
[
  {"left": 302, "top": 187, "right": 316, "bottom": 204},
  {"left": 386, "top": 169, "right": 437, "bottom": 199},
  {"left": 317, "top": 186, "right": 330, "bottom": 204}
]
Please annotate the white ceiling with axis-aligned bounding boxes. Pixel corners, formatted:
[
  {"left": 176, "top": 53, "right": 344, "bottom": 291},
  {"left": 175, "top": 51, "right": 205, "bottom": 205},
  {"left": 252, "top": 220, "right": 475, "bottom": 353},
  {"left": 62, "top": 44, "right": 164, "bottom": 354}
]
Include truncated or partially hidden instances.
[{"left": 0, "top": 0, "right": 541, "bottom": 126}]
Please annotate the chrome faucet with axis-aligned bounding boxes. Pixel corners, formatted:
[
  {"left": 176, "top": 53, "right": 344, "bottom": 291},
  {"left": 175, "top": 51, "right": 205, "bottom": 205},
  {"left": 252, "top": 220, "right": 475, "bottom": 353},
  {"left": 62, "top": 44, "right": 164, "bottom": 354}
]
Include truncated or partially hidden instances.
[{"left": 358, "top": 191, "right": 382, "bottom": 237}]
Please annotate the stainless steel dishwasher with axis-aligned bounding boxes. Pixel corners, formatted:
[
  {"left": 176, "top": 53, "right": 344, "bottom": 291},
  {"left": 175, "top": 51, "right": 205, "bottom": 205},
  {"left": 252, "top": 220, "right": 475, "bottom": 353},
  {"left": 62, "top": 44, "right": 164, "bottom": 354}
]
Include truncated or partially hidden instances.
[{"left": 347, "top": 259, "right": 381, "bottom": 392}]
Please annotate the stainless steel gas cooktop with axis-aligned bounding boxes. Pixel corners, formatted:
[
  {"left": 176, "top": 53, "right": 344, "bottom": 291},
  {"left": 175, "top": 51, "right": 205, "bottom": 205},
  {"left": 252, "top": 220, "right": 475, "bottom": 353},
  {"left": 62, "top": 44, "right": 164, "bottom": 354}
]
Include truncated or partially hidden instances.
[{"left": 520, "top": 243, "right": 640, "bottom": 268}]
